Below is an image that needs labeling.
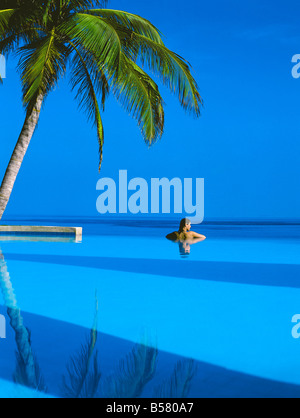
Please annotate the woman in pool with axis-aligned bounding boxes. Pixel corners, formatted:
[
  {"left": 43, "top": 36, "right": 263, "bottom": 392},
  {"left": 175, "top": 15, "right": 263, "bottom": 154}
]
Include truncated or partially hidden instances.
[{"left": 166, "top": 218, "right": 206, "bottom": 242}]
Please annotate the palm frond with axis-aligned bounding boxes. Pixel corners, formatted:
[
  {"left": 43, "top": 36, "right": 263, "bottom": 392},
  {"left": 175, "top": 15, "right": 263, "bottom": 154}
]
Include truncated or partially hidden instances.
[
  {"left": 77, "top": 13, "right": 202, "bottom": 116},
  {"left": 42, "top": 0, "right": 52, "bottom": 25},
  {"left": 112, "top": 53, "right": 164, "bottom": 145},
  {"left": 0, "top": 2, "right": 45, "bottom": 37},
  {"left": 0, "top": 1, "right": 30, "bottom": 8},
  {"left": 128, "top": 34, "right": 203, "bottom": 116},
  {"left": 69, "top": 42, "right": 107, "bottom": 171},
  {"left": 61, "top": 295, "right": 101, "bottom": 398},
  {"left": 0, "top": 29, "right": 42, "bottom": 57},
  {"left": 18, "top": 31, "right": 69, "bottom": 108},
  {"left": 58, "top": 12, "right": 121, "bottom": 76},
  {"left": 154, "top": 359, "right": 197, "bottom": 398},
  {"left": 62, "top": 342, "right": 101, "bottom": 398},
  {"left": 62, "top": 0, "right": 108, "bottom": 12},
  {"left": 100, "top": 342, "right": 158, "bottom": 398},
  {"left": 87, "top": 9, "right": 164, "bottom": 45},
  {"left": 0, "top": 4, "right": 43, "bottom": 56},
  {"left": 0, "top": 9, "right": 16, "bottom": 35}
]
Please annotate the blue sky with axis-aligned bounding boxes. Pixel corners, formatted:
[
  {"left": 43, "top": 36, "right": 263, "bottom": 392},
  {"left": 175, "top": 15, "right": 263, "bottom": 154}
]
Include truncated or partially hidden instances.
[{"left": 1, "top": 0, "right": 300, "bottom": 221}]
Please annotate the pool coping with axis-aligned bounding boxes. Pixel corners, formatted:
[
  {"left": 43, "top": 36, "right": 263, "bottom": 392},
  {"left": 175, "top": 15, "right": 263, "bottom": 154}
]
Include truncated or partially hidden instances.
[{"left": 0, "top": 225, "right": 82, "bottom": 239}]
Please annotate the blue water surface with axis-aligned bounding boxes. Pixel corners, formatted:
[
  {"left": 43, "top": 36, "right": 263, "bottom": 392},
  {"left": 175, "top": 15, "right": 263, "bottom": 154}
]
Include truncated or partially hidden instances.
[{"left": 0, "top": 219, "right": 300, "bottom": 398}]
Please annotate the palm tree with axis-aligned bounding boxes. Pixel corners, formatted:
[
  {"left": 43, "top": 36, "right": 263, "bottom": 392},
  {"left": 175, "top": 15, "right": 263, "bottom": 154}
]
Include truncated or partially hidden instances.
[{"left": 0, "top": 0, "right": 203, "bottom": 220}]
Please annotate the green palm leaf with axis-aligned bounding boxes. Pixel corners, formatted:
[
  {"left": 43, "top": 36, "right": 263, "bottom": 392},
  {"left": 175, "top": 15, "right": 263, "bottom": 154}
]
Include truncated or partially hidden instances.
[
  {"left": 0, "top": 9, "right": 16, "bottom": 34},
  {"left": 69, "top": 43, "right": 107, "bottom": 170},
  {"left": 0, "top": 3, "right": 42, "bottom": 56},
  {"left": 127, "top": 34, "right": 203, "bottom": 116},
  {"left": 64, "top": 0, "right": 108, "bottom": 11},
  {"left": 87, "top": 8, "right": 164, "bottom": 45},
  {"left": 58, "top": 12, "right": 122, "bottom": 75},
  {"left": 77, "top": 13, "right": 202, "bottom": 116},
  {"left": 18, "top": 31, "right": 69, "bottom": 107},
  {"left": 113, "top": 53, "right": 164, "bottom": 145}
]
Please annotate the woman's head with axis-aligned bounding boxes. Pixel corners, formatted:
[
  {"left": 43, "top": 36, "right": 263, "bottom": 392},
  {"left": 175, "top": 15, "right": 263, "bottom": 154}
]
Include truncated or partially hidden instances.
[{"left": 179, "top": 218, "right": 191, "bottom": 233}]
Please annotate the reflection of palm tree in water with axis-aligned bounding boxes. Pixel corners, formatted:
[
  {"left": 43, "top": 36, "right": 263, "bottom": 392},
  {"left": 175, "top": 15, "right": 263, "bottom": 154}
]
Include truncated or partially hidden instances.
[
  {"left": 0, "top": 248, "right": 196, "bottom": 398},
  {"left": 0, "top": 249, "right": 45, "bottom": 391}
]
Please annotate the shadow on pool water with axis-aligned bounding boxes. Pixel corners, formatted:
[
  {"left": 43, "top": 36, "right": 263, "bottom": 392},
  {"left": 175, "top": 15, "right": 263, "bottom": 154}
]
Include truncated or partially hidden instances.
[
  {"left": 1, "top": 303, "right": 300, "bottom": 398},
  {"left": 3, "top": 252, "right": 300, "bottom": 289},
  {"left": 1, "top": 240, "right": 300, "bottom": 398}
]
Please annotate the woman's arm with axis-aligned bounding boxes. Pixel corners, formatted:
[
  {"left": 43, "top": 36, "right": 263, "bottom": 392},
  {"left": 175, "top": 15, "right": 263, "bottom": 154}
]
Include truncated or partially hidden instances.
[{"left": 191, "top": 231, "right": 206, "bottom": 240}]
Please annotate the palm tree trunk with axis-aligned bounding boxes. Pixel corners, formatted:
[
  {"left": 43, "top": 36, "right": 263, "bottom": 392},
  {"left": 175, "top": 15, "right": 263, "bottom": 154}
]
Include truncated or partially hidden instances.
[{"left": 0, "top": 95, "right": 43, "bottom": 221}]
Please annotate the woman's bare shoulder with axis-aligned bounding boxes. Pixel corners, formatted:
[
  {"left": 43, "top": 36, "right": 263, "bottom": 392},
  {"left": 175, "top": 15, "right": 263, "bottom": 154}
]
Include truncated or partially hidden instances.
[{"left": 190, "top": 231, "right": 206, "bottom": 239}]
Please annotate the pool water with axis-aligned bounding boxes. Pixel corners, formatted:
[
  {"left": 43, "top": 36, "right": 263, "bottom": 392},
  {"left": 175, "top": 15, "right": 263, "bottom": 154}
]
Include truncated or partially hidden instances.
[{"left": 0, "top": 220, "right": 300, "bottom": 398}]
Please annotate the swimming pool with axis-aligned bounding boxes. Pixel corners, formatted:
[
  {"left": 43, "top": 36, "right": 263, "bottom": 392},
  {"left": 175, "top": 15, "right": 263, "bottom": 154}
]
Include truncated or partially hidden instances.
[{"left": 0, "top": 219, "right": 300, "bottom": 398}]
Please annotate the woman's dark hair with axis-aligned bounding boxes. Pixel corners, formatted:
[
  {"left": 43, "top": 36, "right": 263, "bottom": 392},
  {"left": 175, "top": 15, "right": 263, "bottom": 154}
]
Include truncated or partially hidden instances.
[{"left": 178, "top": 218, "right": 191, "bottom": 233}]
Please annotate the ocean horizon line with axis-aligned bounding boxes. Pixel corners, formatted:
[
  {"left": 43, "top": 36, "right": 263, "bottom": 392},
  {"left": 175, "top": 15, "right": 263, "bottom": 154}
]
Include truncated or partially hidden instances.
[{"left": 2, "top": 216, "right": 300, "bottom": 226}]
